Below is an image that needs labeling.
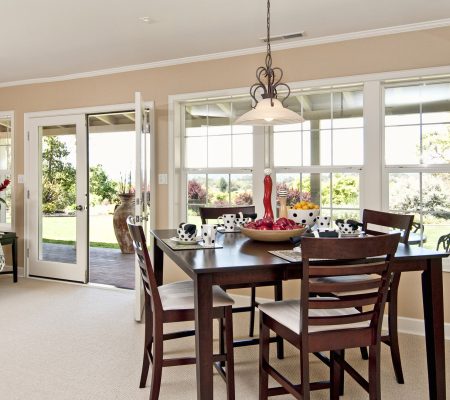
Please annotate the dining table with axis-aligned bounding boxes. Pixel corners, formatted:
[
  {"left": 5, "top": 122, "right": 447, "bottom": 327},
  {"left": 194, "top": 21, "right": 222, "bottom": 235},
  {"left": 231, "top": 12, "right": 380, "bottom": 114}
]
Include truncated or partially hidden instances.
[{"left": 151, "top": 229, "right": 448, "bottom": 400}]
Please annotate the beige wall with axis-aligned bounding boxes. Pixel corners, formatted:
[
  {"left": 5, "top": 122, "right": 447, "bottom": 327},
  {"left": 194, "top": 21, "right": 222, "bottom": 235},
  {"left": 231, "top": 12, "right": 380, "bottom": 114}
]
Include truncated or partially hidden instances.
[{"left": 1, "top": 26, "right": 449, "bottom": 321}]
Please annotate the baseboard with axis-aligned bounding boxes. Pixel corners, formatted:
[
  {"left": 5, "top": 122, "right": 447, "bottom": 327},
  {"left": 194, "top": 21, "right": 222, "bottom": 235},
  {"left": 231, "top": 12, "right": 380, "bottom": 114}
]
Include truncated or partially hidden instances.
[
  {"left": 383, "top": 315, "right": 450, "bottom": 341},
  {"left": 0, "top": 266, "right": 24, "bottom": 277}
]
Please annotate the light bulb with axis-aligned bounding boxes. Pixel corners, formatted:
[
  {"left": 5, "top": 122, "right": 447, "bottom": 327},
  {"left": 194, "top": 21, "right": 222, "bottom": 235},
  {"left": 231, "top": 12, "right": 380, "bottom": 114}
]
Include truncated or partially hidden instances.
[{"left": 264, "top": 117, "right": 274, "bottom": 122}]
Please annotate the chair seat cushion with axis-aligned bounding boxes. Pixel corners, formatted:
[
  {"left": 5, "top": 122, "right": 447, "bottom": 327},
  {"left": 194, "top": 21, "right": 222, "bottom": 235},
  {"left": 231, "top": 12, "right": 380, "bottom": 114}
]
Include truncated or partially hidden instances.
[
  {"left": 159, "top": 280, "right": 234, "bottom": 311},
  {"left": 258, "top": 298, "right": 369, "bottom": 334}
]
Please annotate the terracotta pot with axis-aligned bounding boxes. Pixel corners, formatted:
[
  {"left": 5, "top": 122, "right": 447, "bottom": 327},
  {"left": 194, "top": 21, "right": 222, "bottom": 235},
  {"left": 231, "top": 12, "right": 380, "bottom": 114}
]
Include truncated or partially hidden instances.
[{"left": 113, "top": 193, "right": 135, "bottom": 254}]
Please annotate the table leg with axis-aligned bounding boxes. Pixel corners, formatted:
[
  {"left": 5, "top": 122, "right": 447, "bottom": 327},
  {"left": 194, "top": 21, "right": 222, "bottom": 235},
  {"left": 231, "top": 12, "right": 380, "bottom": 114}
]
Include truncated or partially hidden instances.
[
  {"left": 275, "top": 281, "right": 284, "bottom": 359},
  {"left": 153, "top": 237, "right": 164, "bottom": 286},
  {"left": 421, "top": 258, "right": 446, "bottom": 400},
  {"left": 195, "top": 274, "right": 213, "bottom": 400},
  {"left": 12, "top": 238, "right": 18, "bottom": 283}
]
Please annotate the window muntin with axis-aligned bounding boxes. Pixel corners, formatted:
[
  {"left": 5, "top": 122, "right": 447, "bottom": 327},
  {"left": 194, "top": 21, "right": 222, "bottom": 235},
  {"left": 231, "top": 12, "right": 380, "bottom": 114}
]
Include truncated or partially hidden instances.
[{"left": 0, "top": 114, "right": 12, "bottom": 228}]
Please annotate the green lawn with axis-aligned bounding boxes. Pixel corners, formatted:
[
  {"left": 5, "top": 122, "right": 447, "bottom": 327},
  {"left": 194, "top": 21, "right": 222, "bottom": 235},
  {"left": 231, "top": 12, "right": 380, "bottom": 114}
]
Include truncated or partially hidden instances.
[{"left": 42, "top": 214, "right": 118, "bottom": 247}]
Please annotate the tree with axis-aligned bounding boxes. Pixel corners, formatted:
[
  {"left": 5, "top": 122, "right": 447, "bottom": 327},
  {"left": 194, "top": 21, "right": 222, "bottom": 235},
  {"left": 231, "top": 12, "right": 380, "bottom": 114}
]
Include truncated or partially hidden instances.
[
  {"left": 42, "top": 136, "right": 76, "bottom": 212},
  {"left": 89, "top": 164, "right": 117, "bottom": 204},
  {"left": 219, "top": 177, "right": 228, "bottom": 193}
]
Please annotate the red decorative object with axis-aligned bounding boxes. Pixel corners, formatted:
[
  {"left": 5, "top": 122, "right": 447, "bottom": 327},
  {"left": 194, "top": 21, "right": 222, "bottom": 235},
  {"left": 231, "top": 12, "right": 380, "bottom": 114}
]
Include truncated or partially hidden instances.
[
  {"left": 263, "top": 169, "right": 274, "bottom": 220},
  {"left": 0, "top": 179, "right": 10, "bottom": 192}
]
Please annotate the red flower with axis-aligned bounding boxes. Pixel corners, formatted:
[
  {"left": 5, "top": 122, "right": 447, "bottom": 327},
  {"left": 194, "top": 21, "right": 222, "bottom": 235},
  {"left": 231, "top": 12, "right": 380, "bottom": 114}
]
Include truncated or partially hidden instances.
[{"left": 0, "top": 179, "right": 10, "bottom": 192}]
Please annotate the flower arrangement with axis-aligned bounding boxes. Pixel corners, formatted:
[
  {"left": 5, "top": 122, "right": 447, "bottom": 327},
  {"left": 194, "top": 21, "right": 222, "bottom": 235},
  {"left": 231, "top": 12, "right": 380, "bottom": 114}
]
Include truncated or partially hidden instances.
[
  {"left": 117, "top": 172, "right": 134, "bottom": 195},
  {"left": 0, "top": 178, "right": 10, "bottom": 209}
]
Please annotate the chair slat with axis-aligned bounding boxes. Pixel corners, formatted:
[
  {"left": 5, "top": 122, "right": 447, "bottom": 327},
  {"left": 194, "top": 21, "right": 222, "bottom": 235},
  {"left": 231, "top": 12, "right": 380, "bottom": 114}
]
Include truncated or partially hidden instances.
[
  {"left": 308, "top": 311, "right": 373, "bottom": 326},
  {"left": 309, "top": 293, "right": 379, "bottom": 309},
  {"left": 309, "top": 261, "right": 387, "bottom": 277},
  {"left": 310, "top": 278, "right": 382, "bottom": 294}
]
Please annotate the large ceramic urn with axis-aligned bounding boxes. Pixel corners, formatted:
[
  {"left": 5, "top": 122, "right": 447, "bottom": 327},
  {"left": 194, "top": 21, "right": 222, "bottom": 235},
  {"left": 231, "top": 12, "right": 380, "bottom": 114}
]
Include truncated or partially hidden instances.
[{"left": 113, "top": 193, "right": 135, "bottom": 254}]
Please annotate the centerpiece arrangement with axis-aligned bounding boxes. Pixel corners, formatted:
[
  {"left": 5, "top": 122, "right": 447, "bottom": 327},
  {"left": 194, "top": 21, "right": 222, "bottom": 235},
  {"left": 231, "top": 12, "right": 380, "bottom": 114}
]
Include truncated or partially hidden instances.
[{"left": 240, "top": 169, "right": 307, "bottom": 241}]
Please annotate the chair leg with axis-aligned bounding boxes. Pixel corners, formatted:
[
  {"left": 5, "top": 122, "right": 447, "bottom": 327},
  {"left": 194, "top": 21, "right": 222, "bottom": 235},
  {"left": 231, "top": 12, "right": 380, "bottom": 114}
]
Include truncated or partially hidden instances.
[
  {"left": 149, "top": 325, "right": 164, "bottom": 400},
  {"left": 368, "top": 344, "right": 381, "bottom": 400},
  {"left": 140, "top": 305, "right": 153, "bottom": 388},
  {"left": 219, "top": 315, "right": 225, "bottom": 368},
  {"left": 224, "top": 307, "right": 235, "bottom": 400},
  {"left": 330, "top": 350, "right": 341, "bottom": 400},
  {"left": 274, "top": 281, "right": 284, "bottom": 359},
  {"left": 259, "top": 315, "right": 270, "bottom": 400},
  {"left": 300, "top": 343, "right": 310, "bottom": 400},
  {"left": 249, "top": 286, "right": 257, "bottom": 337},
  {"left": 387, "top": 273, "right": 404, "bottom": 384}
]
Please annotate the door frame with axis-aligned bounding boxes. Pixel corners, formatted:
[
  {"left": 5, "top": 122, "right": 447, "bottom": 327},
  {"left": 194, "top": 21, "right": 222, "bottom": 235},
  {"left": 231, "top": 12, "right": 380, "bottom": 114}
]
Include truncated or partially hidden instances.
[{"left": 24, "top": 101, "right": 156, "bottom": 286}]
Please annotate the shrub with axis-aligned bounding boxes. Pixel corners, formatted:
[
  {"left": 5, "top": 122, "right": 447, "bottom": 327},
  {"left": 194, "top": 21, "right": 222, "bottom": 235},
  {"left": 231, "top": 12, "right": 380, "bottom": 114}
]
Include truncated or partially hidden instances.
[
  {"left": 234, "top": 191, "right": 253, "bottom": 205},
  {"left": 188, "top": 180, "right": 207, "bottom": 202}
]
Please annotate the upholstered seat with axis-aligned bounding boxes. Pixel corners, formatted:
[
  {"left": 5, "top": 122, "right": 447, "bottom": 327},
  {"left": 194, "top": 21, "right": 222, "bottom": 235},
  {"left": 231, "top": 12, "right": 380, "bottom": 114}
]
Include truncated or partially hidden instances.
[
  {"left": 259, "top": 298, "right": 369, "bottom": 334},
  {"left": 159, "top": 280, "right": 234, "bottom": 311}
]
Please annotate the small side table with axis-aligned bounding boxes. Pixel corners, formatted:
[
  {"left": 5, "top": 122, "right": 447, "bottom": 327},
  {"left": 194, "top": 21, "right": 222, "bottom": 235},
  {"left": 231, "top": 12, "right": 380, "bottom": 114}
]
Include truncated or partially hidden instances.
[{"left": 0, "top": 232, "right": 18, "bottom": 282}]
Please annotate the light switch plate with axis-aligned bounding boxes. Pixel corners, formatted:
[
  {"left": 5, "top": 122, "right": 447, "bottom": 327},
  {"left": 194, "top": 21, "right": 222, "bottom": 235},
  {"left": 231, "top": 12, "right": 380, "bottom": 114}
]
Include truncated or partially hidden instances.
[
  {"left": 18, "top": 174, "right": 25, "bottom": 184},
  {"left": 158, "top": 173, "right": 168, "bottom": 185}
]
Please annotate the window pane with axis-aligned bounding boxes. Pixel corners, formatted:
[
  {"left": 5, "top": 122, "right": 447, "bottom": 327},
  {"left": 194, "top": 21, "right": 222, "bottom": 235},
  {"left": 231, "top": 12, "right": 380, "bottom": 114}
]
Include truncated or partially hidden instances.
[
  {"left": 385, "top": 86, "right": 421, "bottom": 125},
  {"left": 332, "top": 90, "right": 363, "bottom": 128},
  {"left": 332, "top": 129, "right": 363, "bottom": 165},
  {"left": 421, "top": 82, "right": 450, "bottom": 121},
  {"left": 207, "top": 135, "right": 231, "bottom": 167},
  {"left": 232, "top": 134, "right": 253, "bottom": 167},
  {"left": 331, "top": 173, "right": 360, "bottom": 208},
  {"left": 319, "top": 130, "right": 332, "bottom": 166},
  {"left": 389, "top": 173, "right": 420, "bottom": 213},
  {"left": 187, "top": 174, "right": 206, "bottom": 226},
  {"left": 231, "top": 98, "right": 253, "bottom": 133},
  {"left": 230, "top": 174, "right": 253, "bottom": 205},
  {"left": 422, "top": 124, "right": 450, "bottom": 164},
  {"left": 185, "top": 137, "right": 207, "bottom": 168},
  {"left": 385, "top": 126, "right": 421, "bottom": 165},
  {"left": 185, "top": 105, "right": 207, "bottom": 137},
  {"left": 208, "top": 174, "right": 230, "bottom": 206},
  {"left": 274, "top": 131, "right": 301, "bottom": 166}
]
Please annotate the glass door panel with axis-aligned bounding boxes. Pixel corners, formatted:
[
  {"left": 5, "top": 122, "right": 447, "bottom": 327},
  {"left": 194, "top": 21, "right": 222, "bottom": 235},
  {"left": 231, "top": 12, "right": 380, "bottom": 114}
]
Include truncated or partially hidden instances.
[{"left": 28, "top": 115, "right": 87, "bottom": 282}]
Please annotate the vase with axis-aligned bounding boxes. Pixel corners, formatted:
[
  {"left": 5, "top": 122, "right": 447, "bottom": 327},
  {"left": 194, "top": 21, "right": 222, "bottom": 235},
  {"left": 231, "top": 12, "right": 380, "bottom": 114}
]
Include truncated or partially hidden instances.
[{"left": 113, "top": 193, "right": 135, "bottom": 254}]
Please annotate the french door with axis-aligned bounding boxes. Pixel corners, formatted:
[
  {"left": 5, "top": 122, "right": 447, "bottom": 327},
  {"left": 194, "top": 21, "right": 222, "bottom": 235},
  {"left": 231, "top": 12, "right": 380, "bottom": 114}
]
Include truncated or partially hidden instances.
[
  {"left": 28, "top": 114, "right": 88, "bottom": 282},
  {"left": 134, "top": 92, "right": 152, "bottom": 320}
]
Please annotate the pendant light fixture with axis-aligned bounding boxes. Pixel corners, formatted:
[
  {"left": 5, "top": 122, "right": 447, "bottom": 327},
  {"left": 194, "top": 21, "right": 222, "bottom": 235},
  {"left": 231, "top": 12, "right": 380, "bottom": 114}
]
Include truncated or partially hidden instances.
[{"left": 235, "top": 0, "right": 304, "bottom": 126}]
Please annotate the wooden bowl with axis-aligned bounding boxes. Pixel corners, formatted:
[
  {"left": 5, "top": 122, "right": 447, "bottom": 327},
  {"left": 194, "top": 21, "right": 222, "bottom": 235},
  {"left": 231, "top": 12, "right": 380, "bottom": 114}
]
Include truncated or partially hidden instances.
[{"left": 240, "top": 226, "right": 308, "bottom": 242}]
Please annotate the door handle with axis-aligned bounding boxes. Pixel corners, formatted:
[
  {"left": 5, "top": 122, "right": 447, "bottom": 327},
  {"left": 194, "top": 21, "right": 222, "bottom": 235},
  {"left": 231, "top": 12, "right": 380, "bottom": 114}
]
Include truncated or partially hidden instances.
[{"left": 75, "top": 205, "right": 84, "bottom": 211}]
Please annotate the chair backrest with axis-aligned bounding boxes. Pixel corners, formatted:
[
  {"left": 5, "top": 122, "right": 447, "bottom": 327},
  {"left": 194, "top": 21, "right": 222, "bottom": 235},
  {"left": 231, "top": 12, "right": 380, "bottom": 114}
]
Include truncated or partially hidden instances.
[
  {"left": 127, "top": 216, "right": 163, "bottom": 313},
  {"left": 362, "top": 209, "right": 414, "bottom": 244},
  {"left": 436, "top": 233, "right": 450, "bottom": 252},
  {"left": 300, "top": 234, "right": 400, "bottom": 343},
  {"left": 199, "top": 205, "right": 256, "bottom": 224}
]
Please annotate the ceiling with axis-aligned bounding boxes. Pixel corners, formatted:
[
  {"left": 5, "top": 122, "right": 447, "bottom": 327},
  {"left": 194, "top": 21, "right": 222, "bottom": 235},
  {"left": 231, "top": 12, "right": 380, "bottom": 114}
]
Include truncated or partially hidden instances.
[{"left": 1, "top": 0, "right": 450, "bottom": 86}]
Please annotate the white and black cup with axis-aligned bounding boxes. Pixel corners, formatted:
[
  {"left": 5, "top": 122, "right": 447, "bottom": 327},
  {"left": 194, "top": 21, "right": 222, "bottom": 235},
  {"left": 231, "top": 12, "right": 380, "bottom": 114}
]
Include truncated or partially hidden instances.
[
  {"left": 176, "top": 223, "right": 198, "bottom": 242},
  {"left": 218, "top": 214, "right": 236, "bottom": 232},
  {"left": 316, "top": 215, "right": 331, "bottom": 229},
  {"left": 234, "top": 212, "right": 251, "bottom": 228},
  {"left": 201, "top": 224, "right": 217, "bottom": 246}
]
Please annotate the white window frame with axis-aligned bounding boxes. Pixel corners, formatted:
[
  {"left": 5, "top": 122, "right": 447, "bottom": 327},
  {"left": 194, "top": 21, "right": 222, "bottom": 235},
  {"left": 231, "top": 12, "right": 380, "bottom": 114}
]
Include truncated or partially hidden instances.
[
  {"left": 168, "top": 66, "right": 450, "bottom": 241},
  {"left": 0, "top": 110, "right": 14, "bottom": 232}
]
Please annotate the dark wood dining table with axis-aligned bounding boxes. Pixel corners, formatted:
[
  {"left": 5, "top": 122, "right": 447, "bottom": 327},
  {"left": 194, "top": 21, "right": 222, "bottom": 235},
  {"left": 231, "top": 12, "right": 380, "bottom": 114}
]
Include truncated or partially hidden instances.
[{"left": 151, "top": 229, "right": 448, "bottom": 400}]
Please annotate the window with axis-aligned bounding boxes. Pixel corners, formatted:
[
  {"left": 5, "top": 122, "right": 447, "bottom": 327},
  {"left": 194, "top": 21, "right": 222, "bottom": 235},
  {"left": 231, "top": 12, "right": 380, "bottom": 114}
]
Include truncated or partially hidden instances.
[
  {"left": 273, "top": 87, "right": 363, "bottom": 220},
  {"left": 0, "top": 112, "right": 13, "bottom": 230},
  {"left": 183, "top": 99, "right": 256, "bottom": 225},
  {"left": 385, "top": 80, "right": 450, "bottom": 251}
]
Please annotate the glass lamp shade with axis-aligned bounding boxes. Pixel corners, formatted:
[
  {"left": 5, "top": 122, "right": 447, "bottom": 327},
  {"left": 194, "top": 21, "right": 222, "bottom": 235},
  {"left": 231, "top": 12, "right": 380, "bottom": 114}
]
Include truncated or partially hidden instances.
[{"left": 234, "top": 98, "right": 304, "bottom": 126}]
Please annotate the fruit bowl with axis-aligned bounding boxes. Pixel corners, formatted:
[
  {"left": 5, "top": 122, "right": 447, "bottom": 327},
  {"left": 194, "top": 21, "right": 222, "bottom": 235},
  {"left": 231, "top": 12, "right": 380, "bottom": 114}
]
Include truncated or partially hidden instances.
[
  {"left": 287, "top": 208, "right": 320, "bottom": 227},
  {"left": 240, "top": 225, "right": 308, "bottom": 242}
]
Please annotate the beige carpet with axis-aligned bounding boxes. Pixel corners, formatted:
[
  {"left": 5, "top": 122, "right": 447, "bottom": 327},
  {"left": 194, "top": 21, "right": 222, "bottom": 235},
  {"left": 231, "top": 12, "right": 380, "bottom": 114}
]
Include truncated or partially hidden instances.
[{"left": 0, "top": 277, "right": 448, "bottom": 400}]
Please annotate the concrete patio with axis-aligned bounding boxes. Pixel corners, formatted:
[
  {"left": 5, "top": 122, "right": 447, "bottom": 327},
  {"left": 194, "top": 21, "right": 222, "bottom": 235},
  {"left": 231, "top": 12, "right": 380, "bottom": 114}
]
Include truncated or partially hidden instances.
[{"left": 42, "top": 243, "right": 135, "bottom": 289}]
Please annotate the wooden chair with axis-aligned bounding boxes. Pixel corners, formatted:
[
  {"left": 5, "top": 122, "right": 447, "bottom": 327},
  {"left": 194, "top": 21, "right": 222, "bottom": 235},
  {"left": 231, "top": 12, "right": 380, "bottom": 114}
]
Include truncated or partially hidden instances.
[
  {"left": 127, "top": 217, "right": 235, "bottom": 400},
  {"left": 259, "top": 234, "right": 400, "bottom": 400},
  {"left": 199, "top": 205, "right": 282, "bottom": 340},
  {"left": 360, "top": 209, "right": 413, "bottom": 383},
  {"left": 436, "top": 232, "right": 450, "bottom": 252}
]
